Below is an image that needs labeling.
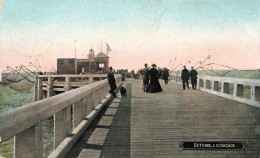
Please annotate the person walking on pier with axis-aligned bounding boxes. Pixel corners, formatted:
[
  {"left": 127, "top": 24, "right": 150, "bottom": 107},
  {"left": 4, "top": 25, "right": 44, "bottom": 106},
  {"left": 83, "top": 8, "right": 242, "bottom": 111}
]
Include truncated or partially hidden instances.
[
  {"left": 190, "top": 66, "right": 198, "bottom": 90},
  {"left": 107, "top": 67, "right": 117, "bottom": 97},
  {"left": 146, "top": 64, "right": 163, "bottom": 93},
  {"left": 162, "top": 67, "right": 169, "bottom": 84},
  {"left": 142, "top": 63, "right": 149, "bottom": 92},
  {"left": 181, "top": 65, "right": 190, "bottom": 90}
]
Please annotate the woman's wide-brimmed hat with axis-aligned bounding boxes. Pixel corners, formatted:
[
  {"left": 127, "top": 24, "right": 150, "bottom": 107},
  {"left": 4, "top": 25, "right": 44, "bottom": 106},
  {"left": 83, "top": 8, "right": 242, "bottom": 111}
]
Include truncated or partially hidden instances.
[{"left": 151, "top": 64, "right": 157, "bottom": 67}]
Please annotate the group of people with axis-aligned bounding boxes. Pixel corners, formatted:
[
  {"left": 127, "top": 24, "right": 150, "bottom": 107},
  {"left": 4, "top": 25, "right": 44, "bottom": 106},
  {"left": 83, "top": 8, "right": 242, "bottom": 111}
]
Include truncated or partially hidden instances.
[
  {"left": 181, "top": 66, "right": 198, "bottom": 90},
  {"left": 142, "top": 63, "right": 163, "bottom": 93},
  {"left": 107, "top": 64, "right": 198, "bottom": 97}
]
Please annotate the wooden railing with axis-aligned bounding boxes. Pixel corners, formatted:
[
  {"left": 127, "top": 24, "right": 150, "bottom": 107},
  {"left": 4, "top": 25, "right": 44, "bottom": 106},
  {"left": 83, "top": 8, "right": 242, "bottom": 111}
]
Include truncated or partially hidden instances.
[
  {"left": 171, "top": 75, "right": 260, "bottom": 107},
  {"left": 34, "top": 74, "right": 108, "bottom": 101},
  {"left": 0, "top": 76, "right": 121, "bottom": 158}
]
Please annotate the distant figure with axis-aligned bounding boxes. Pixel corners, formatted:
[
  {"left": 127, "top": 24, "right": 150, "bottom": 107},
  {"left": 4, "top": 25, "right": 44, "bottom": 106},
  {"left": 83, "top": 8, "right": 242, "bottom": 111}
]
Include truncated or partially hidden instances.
[
  {"left": 181, "top": 65, "right": 190, "bottom": 90},
  {"left": 142, "top": 63, "right": 149, "bottom": 92},
  {"left": 107, "top": 67, "right": 117, "bottom": 97},
  {"left": 189, "top": 66, "right": 198, "bottom": 90},
  {"left": 162, "top": 67, "right": 169, "bottom": 84},
  {"left": 146, "top": 64, "right": 163, "bottom": 93}
]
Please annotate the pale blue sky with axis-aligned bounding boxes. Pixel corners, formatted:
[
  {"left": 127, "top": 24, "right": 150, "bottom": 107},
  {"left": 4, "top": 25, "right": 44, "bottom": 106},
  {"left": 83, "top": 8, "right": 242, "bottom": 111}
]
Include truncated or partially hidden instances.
[
  {"left": 1, "top": 0, "right": 259, "bottom": 31},
  {"left": 0, "top": 0, "right": 260, "bottom": 70}
]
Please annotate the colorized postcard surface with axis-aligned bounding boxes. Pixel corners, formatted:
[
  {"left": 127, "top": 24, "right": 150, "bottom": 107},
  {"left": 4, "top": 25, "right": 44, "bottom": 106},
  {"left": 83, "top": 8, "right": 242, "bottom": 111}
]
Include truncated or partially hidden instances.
[{"left": 0, "top": 0, "right": 260, "bottom": 158}]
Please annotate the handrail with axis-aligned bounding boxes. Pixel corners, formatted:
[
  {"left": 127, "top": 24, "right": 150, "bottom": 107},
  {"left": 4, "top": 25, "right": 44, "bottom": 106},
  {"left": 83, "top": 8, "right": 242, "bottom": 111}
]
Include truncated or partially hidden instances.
[
  {"left": 170, "top": 75, "right": 260, "bottom": 107},
  {"left": 0, "top": 79, "right": 104, "bottom": 141},
  {"left": 0, "top": 75, "right": 121, "bottom": 158},
  {"left": 37, "top": 74, "right": 108, "bottom": 78}
]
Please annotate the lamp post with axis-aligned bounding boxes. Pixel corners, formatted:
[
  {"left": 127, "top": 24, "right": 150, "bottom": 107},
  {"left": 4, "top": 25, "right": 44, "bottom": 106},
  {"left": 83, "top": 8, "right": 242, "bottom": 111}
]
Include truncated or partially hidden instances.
[
  {"left": 170, "top": 57, "right": 177, "bottom": 70},
  {"left": 194, "top": 61, "right": 201, "bottom": 67},
  {"left": 196, "top": 55, "right": 211, "bottom": 70},
  {"left": 172, "top": 63, "right": 182, "bottom": 72}
]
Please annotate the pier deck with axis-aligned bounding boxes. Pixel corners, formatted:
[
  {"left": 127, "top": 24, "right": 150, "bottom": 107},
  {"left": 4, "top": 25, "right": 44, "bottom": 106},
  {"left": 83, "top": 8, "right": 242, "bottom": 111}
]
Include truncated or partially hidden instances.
[{"left": 67, "top": 79, "right": 260, "bottom": 158}]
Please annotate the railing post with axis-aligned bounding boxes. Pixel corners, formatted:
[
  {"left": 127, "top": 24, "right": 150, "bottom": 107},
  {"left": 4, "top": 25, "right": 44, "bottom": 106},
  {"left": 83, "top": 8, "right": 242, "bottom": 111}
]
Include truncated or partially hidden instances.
[
  {"left": 34, "top": 77, "right": 38, "bottom": 102},
  {"left": 89, "top": 77, "right": 94, "bottom": 83},
  {"left": 47, "top": 76, "right": 52, "bottom": 98},
  {"left": 197, "top": 78, "right": 200, "bottom": 90},
  {"left": 64, "top": 76, "right": 70, "bottom": 91},
  {"left": 221, "top": 81, "right": 224, "bottom": 93},
  {"left": 54, "top": 77, "right": 72, "bottom": 149},
  {"left": 54, "top": 106, "right": 72, "bottom": 148},
  {"left": 14, "top": 123, "right": 43, "bottom": 158},
  {"left": 251, "top": 85, "right": 255, "bottom": 102},
  {"left": 73, "top": 99, "right": 85, "bottom": 129},
  {"left": 202, "top": 79, "right": 206, "bottom": 89},
  {"left": 233, "top": 83, "right": 238, "bottom": 97},
  {"left": 37, "top": 78, "right": 43, "bottom": 101},
  {"left": 211, "top": 80, "right": 214, "bottom": 91}
]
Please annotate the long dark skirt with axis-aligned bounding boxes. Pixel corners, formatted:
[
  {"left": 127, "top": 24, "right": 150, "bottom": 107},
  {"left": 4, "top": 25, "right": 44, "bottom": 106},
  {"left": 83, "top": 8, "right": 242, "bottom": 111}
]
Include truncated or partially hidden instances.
[{"left": 146, "top": 79, "right": 163, "bottom": 93}]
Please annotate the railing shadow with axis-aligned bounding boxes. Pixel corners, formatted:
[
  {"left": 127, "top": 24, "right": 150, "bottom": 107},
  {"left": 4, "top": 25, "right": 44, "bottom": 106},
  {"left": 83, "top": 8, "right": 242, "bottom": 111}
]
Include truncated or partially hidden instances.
[{"left": 66, "top": 83, "right": 131, "bottom": 158}]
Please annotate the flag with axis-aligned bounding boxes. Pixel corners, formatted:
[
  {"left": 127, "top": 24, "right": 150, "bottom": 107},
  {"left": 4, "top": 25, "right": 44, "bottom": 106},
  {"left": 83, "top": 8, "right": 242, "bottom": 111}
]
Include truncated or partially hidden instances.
[{"left": 106, "top": 43, "right": 111, "bottom": 54}]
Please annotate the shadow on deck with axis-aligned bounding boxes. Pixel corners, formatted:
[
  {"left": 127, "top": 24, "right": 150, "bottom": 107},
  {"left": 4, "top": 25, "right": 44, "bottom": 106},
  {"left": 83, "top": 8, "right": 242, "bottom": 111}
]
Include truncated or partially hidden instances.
[
  {"left": 67, "top": 83, "right": 132, "bottom": 158},
  {"left": 67, "top": 79, "right": 260, "bottom": 158}
]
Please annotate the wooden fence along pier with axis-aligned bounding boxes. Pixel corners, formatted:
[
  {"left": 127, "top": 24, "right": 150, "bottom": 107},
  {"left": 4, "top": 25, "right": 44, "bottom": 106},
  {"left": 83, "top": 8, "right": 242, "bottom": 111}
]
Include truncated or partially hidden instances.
[
  {"left": 34, "top": 74, "right": 108, "bottom": 101},
  {"left": 0, "top": 74, "right": 260, "bottom": 158},
  {"left": 171, "top": 75, "right": 260, "bottom": 107},
  {"left": 0, "top": 74, "right": 121, "bottom": 158}
]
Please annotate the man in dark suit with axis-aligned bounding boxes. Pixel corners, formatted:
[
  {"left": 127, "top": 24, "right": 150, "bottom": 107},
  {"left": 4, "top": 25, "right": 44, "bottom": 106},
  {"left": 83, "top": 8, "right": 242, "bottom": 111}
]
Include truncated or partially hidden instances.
[
  {"left": 107, "top": 67, "right": 117, "bottom": 97},
  {"left": 181, "top": 65, "right": 190, "bottom": 90},
  {"left": 162, "top": 67, "right": 169, "bottom": 84},
  {"left": 142, "top": 63, "right": 149, "bottom": 92},
  {"left": 189, "top": 66, "right": 198, "bottom": 90}
]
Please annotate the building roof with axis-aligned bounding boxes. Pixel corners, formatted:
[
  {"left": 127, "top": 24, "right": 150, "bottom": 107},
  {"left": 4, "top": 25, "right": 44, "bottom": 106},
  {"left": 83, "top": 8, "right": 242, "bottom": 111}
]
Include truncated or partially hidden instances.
[{"left": 95, "top": 52, "right": 109, "bottom": 58}]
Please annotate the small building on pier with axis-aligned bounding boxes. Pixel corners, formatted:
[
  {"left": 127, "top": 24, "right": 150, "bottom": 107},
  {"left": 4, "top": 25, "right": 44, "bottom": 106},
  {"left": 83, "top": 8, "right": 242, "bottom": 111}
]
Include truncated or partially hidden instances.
[{"left": 57, "top": 49, "right": 109, "bottom": 74}]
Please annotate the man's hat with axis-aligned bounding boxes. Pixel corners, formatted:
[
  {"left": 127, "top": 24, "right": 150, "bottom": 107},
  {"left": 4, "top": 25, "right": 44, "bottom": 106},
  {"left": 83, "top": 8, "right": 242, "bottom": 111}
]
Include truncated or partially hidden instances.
[
  {"left": 109, "top": 67, "right": 113, "bottom": 70},
  {"left": 183, "top": 65, "right": 186, "bottom": 67},
  {"left": 151, "top": 64, "right": 157, "bottom": 67}
]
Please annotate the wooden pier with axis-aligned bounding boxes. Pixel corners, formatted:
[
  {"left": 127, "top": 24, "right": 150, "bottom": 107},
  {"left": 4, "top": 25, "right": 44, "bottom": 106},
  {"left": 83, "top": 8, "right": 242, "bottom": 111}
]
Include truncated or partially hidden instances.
[
  {"left": 0, "top": 75, "right": 260, "bottom": 158},
  {"left": 34, "top": 74, "right": 108, "bottom": 101},
  {"left": 68, "top": 79, "right": 260, "bottom": 158}
]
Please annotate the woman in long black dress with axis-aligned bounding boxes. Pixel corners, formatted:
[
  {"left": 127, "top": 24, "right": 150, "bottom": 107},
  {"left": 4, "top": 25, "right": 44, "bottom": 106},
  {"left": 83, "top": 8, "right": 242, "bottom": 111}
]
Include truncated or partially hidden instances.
[{"left": 146, "top": 64, "right": 163, "bottom": 93}]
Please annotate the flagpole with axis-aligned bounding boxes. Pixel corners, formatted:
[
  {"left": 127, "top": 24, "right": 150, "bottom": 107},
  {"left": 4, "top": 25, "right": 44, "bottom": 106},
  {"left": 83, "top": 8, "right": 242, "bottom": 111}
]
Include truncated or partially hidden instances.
[{"left": 75, "top": 40, "right": 77, "bottom": 58}]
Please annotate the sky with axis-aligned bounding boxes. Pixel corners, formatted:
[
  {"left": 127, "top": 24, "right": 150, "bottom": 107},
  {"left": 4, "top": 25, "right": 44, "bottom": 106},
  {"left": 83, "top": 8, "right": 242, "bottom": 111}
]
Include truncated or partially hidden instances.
[{"left": 0, "top": 0, "right": 260, "bottom": 72}]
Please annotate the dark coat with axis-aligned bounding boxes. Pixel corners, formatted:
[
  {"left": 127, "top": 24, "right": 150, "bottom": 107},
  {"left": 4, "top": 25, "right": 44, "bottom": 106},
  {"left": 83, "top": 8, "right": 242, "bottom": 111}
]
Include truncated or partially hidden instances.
[
  {"left": 181, "top": 68, "right": 190, "bottom": 80},
  {"left": 142, "top": 67, "right": 149, "bottom": 84},
  {"left": 162, "top": 68, "right": 169, "bottom": 78},
  {"left": 190, "top": 69, "right": 198, "bottom": 80},
  {"left": 146, "top": 68, "right": 163, "bottom": 93},
  {"left": 107, "top": 71, "right": 117, "bottom": 91},
  {"left": 107, "top": 71, "right": 116, "bottom": 84}
]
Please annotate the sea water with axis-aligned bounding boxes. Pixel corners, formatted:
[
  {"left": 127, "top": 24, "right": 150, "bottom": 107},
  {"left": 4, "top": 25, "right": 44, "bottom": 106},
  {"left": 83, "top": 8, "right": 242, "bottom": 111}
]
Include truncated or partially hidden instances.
[{"left": 0, "top": 84, "right": 54, "bottom": 158}]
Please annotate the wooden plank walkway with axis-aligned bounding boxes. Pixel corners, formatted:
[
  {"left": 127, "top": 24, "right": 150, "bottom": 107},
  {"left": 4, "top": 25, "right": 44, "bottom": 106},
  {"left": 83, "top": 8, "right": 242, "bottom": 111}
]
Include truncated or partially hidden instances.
[{"left": 67, "top": 79, "right": 260, "bottom": 158}]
